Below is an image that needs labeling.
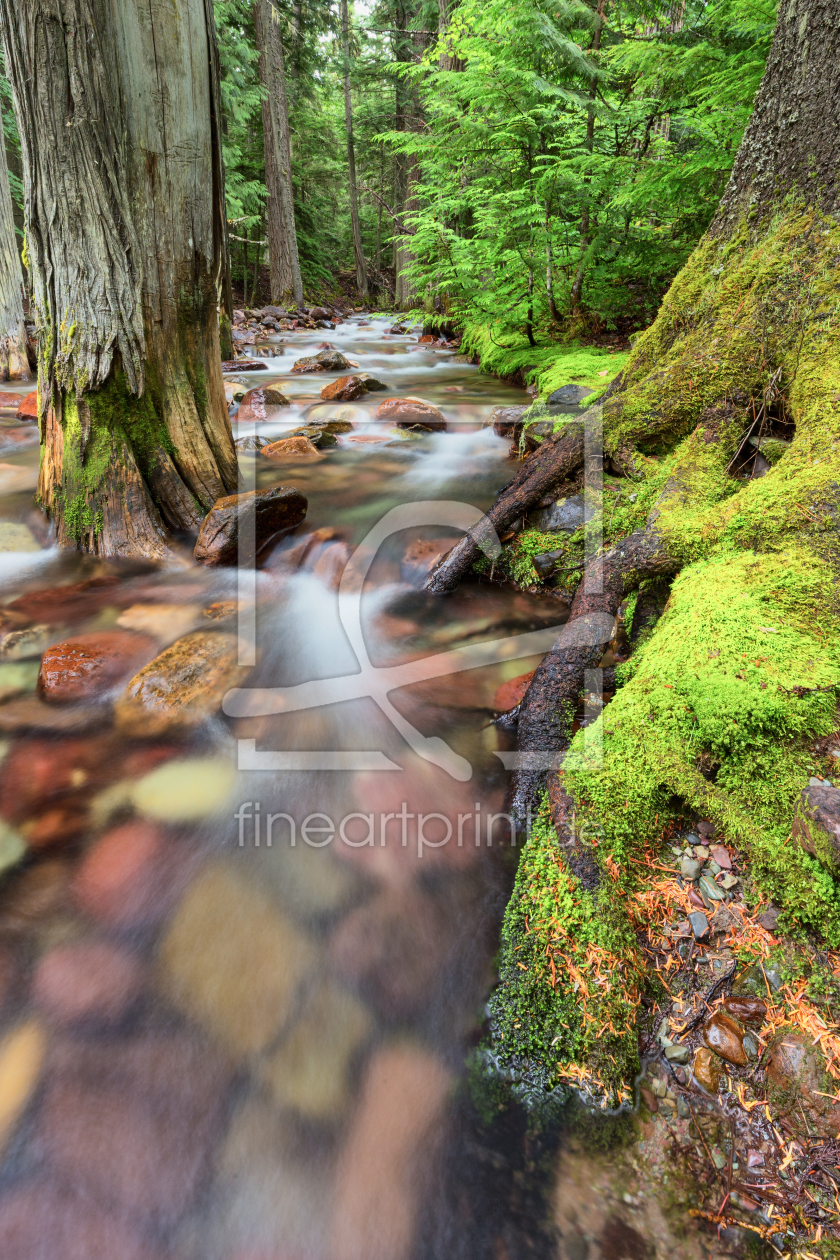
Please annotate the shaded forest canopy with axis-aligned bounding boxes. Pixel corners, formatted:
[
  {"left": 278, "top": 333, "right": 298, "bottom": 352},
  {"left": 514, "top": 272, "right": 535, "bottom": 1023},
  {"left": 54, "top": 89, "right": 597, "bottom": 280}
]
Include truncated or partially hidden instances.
[{"left": 2, "top": 0, "right": 775, "bottom": 335}]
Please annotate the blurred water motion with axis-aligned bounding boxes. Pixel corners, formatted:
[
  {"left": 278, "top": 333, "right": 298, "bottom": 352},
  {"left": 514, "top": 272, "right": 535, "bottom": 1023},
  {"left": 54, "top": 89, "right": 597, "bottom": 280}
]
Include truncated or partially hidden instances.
[{"left": 0, "top": 317, "right": 566, "bottom": 1260}]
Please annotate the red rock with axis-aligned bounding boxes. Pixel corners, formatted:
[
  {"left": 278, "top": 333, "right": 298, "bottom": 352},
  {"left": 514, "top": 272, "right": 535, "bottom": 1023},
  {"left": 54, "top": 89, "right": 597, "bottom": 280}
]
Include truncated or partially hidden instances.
[
  {"left": 701, "top": 1009, "right": 747, "bottom": 1065},
  {"left": 34, "top": 1076, "right": 217, "bottom": 1225},
  {"left": 194, "top": 485, "right": 308, "bottom": 566},
  {"left": 310, "top": 541, "right": 351, "bottom": 590},
  {"left": 0, "top": 859, "right": 69, "bottom": 933},
  {"left": 222, "top": 359, "right": 267, "bottom": 372},
  {"left": 0, "top": 1183, "right": 163, "bottom": 1260},
  {"left": 0, "top": 734, "right": 164, "bottom": 822},
  {"left": 16, "top": 391, "right": 38, "bottom": 420},
  {"left": 373, "top": 397, "right": 446, "bottom": 430},
  {"left": 320, "top": 375, "right": 369, "bottom": 402},
  {"left": 0, "top": 391, "right": 22, "bottom": 410},
  {"left": 687, "top": 887, "right": 705, "bottom": 909},
  {"left": 21, "top": 801, "right": 89, "bottom": 849},
  {"left": 72, "top": 819, "right": 192, "bottom": 930},
  {"left": 5, "top": 575, "right": 120, "bottom": 624},
  {"left": 235, "top": 387, "right": 289, "bottom": 423},
  {"left": 329, "top": 1044, "right": 451, "bottom": 1260},
  {"left": 38, "top": 631, "right": 156, "bottom": 704},
  {"left": 722, "top": 995, "right": 766, "bottom": 1025},
  {"left": 33, "top": 940, "right": 144, "bottom": 1026},
  {"left": 399, "top": 538, "right": 454, "bottom": 585},
  {"left": 417, "top": 334, "right": 436, "bottom": 344},
  {"left": 493, "top": 670, "right": 536, "bottom": 713},
  {"left": 710, "top": 845, "right": 732, "bottom": 870},
  {"left": 766, "top": 1032, "right": 840, "bottom": 1140}
]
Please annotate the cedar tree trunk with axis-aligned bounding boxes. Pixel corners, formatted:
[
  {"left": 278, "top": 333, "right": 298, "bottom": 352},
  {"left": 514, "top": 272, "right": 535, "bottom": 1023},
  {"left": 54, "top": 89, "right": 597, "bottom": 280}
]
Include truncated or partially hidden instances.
[
  {"left": 0, "top": 0, "right": 238, "bottom": 558},
  {"left": 0, "top": 98, "right": 29, "bottom": 381},
  {"left": 341, "top": 0, "right": 368, "bottom": 301},
  {"left": 254, "top": 0, "right": 303, "bottom": 307}
]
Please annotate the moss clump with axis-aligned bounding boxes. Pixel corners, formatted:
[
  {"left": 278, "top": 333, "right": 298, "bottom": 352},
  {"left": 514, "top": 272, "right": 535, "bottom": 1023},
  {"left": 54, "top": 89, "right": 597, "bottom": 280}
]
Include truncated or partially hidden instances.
[
  {"left": 488, "top": 805, "right": 644, "bottom": 1108},
  {"left": 459, "top": 323, "right": 629, "bottom": 395}
]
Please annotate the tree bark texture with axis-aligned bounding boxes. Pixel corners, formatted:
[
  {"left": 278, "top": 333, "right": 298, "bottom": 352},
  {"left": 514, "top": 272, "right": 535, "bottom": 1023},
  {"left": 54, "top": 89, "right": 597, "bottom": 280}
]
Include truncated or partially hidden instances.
[
  {"left": 0, "top": 0, "right": 237, "bottom": 557},
  {"left": 0, "top": 99, "right": 29, "bottom": 381},
  {"left": 254, "top": 0, "right": 303, "bottom": 307},
  {"left": 713, "top": 0, "right": 840, "bottom": 231},
  {"left": 341, "top": 0, "right": 368, "bottom": 300}
]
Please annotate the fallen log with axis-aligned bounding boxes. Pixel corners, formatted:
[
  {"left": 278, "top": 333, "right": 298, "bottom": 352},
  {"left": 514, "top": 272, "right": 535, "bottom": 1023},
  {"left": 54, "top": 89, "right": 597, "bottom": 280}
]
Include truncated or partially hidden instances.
[{"left": 423, "top": 419, "right": 585, "bottom": 593}]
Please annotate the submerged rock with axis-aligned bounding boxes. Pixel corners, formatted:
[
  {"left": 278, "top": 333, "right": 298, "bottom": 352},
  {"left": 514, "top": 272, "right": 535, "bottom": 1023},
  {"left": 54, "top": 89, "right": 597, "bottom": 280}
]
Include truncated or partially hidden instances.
[
  {"left": 357, "top": 373, "right": 388, "bottom": 391},
  {"left": 692, "top": 1045, "right": 723, "bottom": 1093},
  {"left": 373, "top": 397, "right": 446, "bottom": 430},
  {"left": 114, "top": 631, "right": 245, "bottom": 736},
  {"left": 489, "top": 405, "right": 528, "bottom": 442},
  {"left": 38, "top": 632, "right": 156, "bottom": 703},
  {"left": 320, "top": 375, "right": 370, "bottom": 402},
  {"left": 16, "top": 391, "right": 37, "bottom": 420},
  {"left": 194, "top": 485, "right": 307, "bottom": 566},
  {"left": 233, "top": 433, "right": 270, "bottom": 452},
  {"left": 32, "top": 940, "right": 144, "bottom": 1027},
  {"left": 766, "top": 1031, "right": 840, "bottom": 1140},
  {"left": 261, "top": 435, "right": 324, "bottom": 461}
]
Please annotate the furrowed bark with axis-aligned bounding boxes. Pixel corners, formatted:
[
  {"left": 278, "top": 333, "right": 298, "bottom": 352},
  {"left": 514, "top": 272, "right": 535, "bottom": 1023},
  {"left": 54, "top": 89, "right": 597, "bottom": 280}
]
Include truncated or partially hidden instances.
[
  {"left": 424, "top": 421, "right": 586, "bottom": 593},
  {"left": 341, "top": 0, "right": 368, "bottom": 301},
  {"left": 0, "top": 98, "right": 29, "bottom": 382},
  {"left": 0, "top": 0, "right": 237, "bottom": 556},
  {"left": 507, "top": 528, "right": 676, "bottom": 826},
  {"left": 254, "top": 0, "right": 304, "bottom": 306}
]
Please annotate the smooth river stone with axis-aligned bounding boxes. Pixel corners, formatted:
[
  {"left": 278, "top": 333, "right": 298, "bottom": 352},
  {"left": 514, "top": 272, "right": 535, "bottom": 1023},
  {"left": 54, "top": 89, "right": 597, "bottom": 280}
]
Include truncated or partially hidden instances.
[
  {"left": 373, "top": 397, "right": 447, "bottom": 430},
  {"left": 114, "top": 630, "right": 246, "bottom": 736},
  {"left": 0, "top": 521, "right": 40, "bottom": 552},
  {"left": 258, "top": 980, "right": 372, "bottom": 1120},
  {"left": 130, "top": 756, "right": 236, "bottom": 822},
  {"left": 158, "top": 863, "right": 316, "bottom": 1058},
  {"left": 0, "top": 1184, "right": 163, "bottom": 1260},
  {"left": 72, "top": 819, "right": 190, "bottom": 929},
  {"left": 320, "top": 374, "right": 370, "bottom": 402},
  {"left": 33, "top": 940, "right": 144, "bottom": 1026},
  {"left": 691, "top": 1045, "right": 723, "bottom": 1093},
  {"left": 194, "top": 484, "right": 307, "bottom": 566},
  {"left": 39, "top": 631, "right": 156, "bottom": 704},
  {"left": 0, "top": 1020, "right": 47, "bottom": 1159},
  {"left": 701, "top": 1009, "right": 747, "bottom": 1066}
]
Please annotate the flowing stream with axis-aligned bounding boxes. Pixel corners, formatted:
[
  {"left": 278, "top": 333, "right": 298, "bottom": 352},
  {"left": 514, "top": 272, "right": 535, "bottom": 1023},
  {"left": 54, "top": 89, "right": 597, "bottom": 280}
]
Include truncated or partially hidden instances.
[{"left": 0, "top": 317, "right": 574, "bottom": 1259}]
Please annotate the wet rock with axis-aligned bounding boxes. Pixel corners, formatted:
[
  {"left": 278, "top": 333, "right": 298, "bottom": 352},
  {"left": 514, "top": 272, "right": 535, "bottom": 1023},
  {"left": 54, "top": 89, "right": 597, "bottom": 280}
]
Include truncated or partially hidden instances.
[
  {"left": 310, "top": 540, "right": 351, "bottom": 589},
  {"left": 38, "top": 631, "right": 156, "bottom": 704},
  {"left": 691, "top": 1046, "right": 723, "bottom": 1094},
  {"left": 680, "top": 856, "right": 702, "bottom": 880},
  {"left": 0, "top": 660, "right": 39, "bottom": 702},
  {"left": 418, "top": 334, "right": 436, "bottom": 344},
  {"left": 373, "top": 397, "right": 447, "bottom": 430},
  {"left": 722, "top": 995, "right": 766, "bottom": 1025},
  {"left": 493, "top": 670, "right": 535, "bottom": 713},
  {"left": 131, "top": 756, "right": 236, "bottom": 821},
  {"left": 0, "top": 1021, "right": 47, "bottom": 1157},
  {"left": 116, "top": 602, "right": 200, "bottom": 643},
  {"left": 158, "top": 863, "right": 316, "bottom": 1058},
  {"left": 0, "top": 521, "right": 40, "bottom": 552},
  {"left": 0, "top": 859, "right": 70, "bottom": 934},
  {"left": 0, "top": 734, "right": 122, "bottom": 822},
  {"left": 534, "top": 493, "right": 595, "bottom": 534},
  {"left": 222, "top": 358, "right": 267, "bottom": 372},
  {"left": 758, "top": 906, "right": 780, "bottom": 931},
  {"left": 709, "top": 844, "right": 732, "bottom": 870},
  {"left": 285, "top": 424, "right": 337, "bottom": 447},
  {"left": 292, "top": 349, "right": 350, "bottom": 373},
  {"left": 488, "top": 405, "right": 527, "bottom": 442},
  {"left": 308, "top": 306, "right": 331, "bottom": 320},
  {"left": 0, "top": 1183, "right": 163, "bottom": 1260},
  {"left": 16, "top": 391, "right": 37, "bottom": 420},
  {"left": 33, "top": 940, "right": 144, "bottom": 1026},
  {"left": 792, "top": 781, "right": 840, "bottom": 871},
  {"left": 302, "top": 412, "right": 355, "bottom": 434},
  {"left": 5, "top": 575, "right": 119, "bottom": 624},
  {"left": 259, "top": 980, "right": 372, "bottom": 1120},
  {"left": 546, "top": 383, "right": 593, "bottom": 410},
  {"left": 21, "top": 801, "right": 90, "bottom": 848},
  {"left": 234, "top": 432, "right": 270, "bottom": 452},
  {"left": 194, "top": 485, "right": 307, "bottom": 566},
  {"left": 329, "top": 885, "right": 452, "bottom": 1019},
  {"left": 0, "top": 391, "right": 22, "bottom": 411},
  {"left": 766, "top": 1032, "right": 840, "bottom": 1140},
  {"left": 235, "top": 386, "right": 290, "bottom": 423},
  {"left": 702, "top": 1010, "right": 747, "bottom": 1066},
  {"left": 330, "top": 1043, "right": 451, "bottom": 1260},
  {"left": 358, "top": 373, "right": 388, "bottom": 391},
  {"left": 664, "top": 1043, "right": 689, "bottom": 1064},
  {"left": 260, "top": 435, "right": 324, "bottom": 461},
  {"left": 698, "top": 873, "right": 724, "bottom": 904},
  {"left": 320, "top": 375, "right": 370, "bottom": 402},
  {"left": 0, "top": 624, "right": 51, "bottom": 661},
  {"left": 114, "top": 631, "right": 245, "bottom": 736},
  {"left": 73, "top": 819, "right": 192, "bottom": 929},
  {"left": 687, "top": 910, "right": 709, "bottom": 939},
  {"left": 400, "top": 538, "right": 455, "bottom": 586},
  {"left": 389, "top": 323, "right": 409, "bottom": 334},
  {"left": 0, "top": 820, "right": 25, "bottom": 877}
]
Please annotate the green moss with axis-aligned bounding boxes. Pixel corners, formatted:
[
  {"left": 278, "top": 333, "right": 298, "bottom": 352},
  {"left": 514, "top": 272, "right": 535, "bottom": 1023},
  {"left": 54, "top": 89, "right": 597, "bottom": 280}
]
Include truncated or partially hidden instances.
[{"left": 460, "top": 323, "right": 629, "bottom": 395}]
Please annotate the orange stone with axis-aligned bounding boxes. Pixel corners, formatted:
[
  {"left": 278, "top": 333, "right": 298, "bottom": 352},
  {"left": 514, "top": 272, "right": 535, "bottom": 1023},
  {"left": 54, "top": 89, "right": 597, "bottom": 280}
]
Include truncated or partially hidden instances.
[
  {"left": 16, "top": 391, "right": 38, "bottom": 420},
  {"left": 38, "top": 631, "right": 156, "bottom": 704}
]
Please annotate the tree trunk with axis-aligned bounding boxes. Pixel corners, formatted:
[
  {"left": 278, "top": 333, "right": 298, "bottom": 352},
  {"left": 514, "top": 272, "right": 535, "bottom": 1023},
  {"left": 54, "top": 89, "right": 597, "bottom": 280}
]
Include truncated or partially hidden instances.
[
  {"left": 253, "top": 0, "right": 303, "bottom": 307},
  {"left": 341, "top": 0, "right": 368, "bottom": 301},
  {"left": 569, "top": 0, "right": 607, "bottom": 320},
  {"left": 0, "top": 98, "right": 29, "bottom": 381},
  {"left": 0, "top": 0, "right": 237, "bottom": 558}
]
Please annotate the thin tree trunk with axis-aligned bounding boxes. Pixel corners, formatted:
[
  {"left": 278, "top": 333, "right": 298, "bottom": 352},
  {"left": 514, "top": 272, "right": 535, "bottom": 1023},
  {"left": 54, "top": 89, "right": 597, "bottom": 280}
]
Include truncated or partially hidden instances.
[
  {"left": 0, "top": 0, "right": 237, "bottom": 558},
  {"left": 341, "top": 0, "right": 368, "bottom": 301},
  {"left": 253, "top": 0, "right": 303, "bottom": 306},
  {"left": 526, "top": 267, "right": 536, "bottom": 346},
  {"left": 0, "top": 99, "right": 29, "bottom": 381},
  {"left": 546, "top": 210, "right": 560, "bottom": 324},
  {"left": 570, "top": 0, "right": 607, "bottom": 319}
]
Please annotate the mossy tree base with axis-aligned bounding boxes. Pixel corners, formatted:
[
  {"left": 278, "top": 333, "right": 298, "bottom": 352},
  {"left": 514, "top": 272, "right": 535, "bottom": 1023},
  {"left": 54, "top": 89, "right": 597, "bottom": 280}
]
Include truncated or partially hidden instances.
[{"left": 490, "top": 201, "right": 840, "bottom": 1105}]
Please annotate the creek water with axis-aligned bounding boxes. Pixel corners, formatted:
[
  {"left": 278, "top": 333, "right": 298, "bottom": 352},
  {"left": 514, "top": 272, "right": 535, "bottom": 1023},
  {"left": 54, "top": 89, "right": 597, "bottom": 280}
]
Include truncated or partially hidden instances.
[{"left": 0, "top": 317, "right": 573, "bottom": 1259}]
